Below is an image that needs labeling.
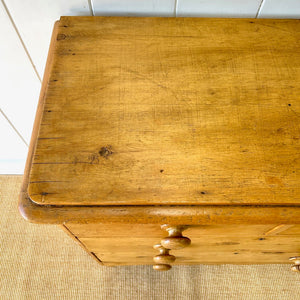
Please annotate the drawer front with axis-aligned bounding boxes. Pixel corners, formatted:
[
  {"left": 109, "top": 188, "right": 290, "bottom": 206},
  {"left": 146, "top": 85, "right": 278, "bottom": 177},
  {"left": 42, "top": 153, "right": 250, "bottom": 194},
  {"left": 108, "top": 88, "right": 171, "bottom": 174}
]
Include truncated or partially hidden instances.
[{"left": 65, "top": 224, "right": 300, "bottom": 266}]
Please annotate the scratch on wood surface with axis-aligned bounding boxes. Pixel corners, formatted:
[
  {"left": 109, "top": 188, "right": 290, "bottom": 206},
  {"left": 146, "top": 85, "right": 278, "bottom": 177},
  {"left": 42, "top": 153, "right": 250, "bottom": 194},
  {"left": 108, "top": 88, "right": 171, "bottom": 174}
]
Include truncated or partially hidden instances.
[{"left": 124, "top": 67, "right": 181, "bottom": 101}]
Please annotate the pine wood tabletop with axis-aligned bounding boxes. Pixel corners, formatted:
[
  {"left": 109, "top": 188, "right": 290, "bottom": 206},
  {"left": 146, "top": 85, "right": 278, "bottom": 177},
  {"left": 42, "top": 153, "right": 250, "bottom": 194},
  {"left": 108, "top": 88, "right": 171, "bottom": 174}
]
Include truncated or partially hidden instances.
[{"left": 27, "top": 17, "right": 299, "bottom": 206}]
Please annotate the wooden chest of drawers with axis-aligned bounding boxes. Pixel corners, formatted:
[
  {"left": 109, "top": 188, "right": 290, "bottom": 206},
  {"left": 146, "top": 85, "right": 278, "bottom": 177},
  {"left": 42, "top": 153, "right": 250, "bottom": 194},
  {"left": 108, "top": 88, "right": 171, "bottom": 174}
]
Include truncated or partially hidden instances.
[{"left": 19, "top": 17, "right": 300, "bottom": 271}]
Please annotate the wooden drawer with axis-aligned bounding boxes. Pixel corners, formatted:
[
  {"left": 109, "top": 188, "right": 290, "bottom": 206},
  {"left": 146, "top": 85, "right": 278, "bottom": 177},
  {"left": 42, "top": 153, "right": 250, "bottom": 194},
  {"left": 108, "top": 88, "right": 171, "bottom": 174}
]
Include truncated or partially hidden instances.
[{"left": 65, "top": 224, "right": 300, "bottom": 267}]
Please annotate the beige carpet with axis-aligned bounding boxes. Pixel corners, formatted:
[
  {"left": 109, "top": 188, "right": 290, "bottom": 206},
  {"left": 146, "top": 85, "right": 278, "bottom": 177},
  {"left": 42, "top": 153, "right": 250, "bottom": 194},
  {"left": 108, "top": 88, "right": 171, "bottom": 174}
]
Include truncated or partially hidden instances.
[{"left": 0, "top": 176, "right": 299, "bottom": 300}]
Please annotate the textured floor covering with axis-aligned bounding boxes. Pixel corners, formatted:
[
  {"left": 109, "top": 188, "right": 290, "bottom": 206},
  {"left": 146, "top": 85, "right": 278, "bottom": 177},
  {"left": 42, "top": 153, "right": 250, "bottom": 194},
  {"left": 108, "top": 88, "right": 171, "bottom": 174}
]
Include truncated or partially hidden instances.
[{"left": 0, "top": 175, "right": 299, "bottom": 300}]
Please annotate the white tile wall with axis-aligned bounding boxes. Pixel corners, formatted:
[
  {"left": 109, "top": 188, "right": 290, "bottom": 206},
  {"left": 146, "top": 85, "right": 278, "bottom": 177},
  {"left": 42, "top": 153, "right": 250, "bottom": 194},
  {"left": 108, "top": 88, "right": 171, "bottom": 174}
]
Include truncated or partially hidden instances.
[
  {"left": 177, "top": 0, "right": 262, "bottom": 17},
  {"left": 258, "top": 0, "right": 300, "bottom": 18},
  {"left": 4, "top": 0, "right": 91, "bottom": 79},
  {"left": 0, "top": 0, "right": 299, "bottom": 174},
  {"left": 0, "top": 2, "right": 40, "bottom": 146},
  {"left": 93, "top": 0, "right": 175, "bottom": 16}
]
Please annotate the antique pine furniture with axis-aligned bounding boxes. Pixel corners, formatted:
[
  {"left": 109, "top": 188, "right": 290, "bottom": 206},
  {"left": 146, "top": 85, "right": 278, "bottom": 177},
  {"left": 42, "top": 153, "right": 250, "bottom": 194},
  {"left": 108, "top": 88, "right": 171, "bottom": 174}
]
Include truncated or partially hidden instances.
[{"left": 19, "top": 17, "right": 300, "bottom": 271}]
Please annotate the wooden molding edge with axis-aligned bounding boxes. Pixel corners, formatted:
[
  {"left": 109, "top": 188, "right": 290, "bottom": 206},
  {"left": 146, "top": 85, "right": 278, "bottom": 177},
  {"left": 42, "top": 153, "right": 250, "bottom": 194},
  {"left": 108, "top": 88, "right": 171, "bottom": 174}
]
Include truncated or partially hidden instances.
[{"left": 19, "top": 189, "right": 300, "bottom": 224}]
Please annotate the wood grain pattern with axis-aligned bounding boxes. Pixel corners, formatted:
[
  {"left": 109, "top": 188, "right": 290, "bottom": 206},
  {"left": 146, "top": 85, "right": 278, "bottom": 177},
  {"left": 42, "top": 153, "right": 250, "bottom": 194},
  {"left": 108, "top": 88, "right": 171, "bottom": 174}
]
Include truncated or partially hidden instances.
[
  {"left": 66, "top": 223, "right": 300, "bottom": 238},
  {"left": 65, "top": 223, "right": 300, "bottom": 266},
  {"left": 81, "top": 236, "right": 300, "bottom": 254},
  {"left": 27, "top": 17, "right": 300, "bottom": 206}
]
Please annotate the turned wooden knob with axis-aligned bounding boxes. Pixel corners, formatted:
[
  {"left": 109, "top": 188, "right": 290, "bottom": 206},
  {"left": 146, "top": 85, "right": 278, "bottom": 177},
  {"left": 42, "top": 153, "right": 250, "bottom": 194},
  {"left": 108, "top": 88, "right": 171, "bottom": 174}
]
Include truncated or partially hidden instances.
[
  {"left": 153, "top": 264, "right": 172, "bottom": 271},
  {"left": 153, "top": 244, "right": 176, "bottom": 264},
  {"left": 160, "top": 225, "right": 191, "bottom": 250},
  {"left": 290, "top": 257, "right": 300, "bottom": 272}
]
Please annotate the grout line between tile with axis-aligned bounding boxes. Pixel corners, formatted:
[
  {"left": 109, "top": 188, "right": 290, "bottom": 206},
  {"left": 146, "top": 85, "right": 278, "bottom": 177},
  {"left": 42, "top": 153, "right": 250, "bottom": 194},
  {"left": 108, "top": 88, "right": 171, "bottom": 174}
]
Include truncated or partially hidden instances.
[
  {"left": 255, "top": 0, "right": 265, "bottom": 18},
  {"left": 1, "top": 0, "right": 41, "bottom": 82},
  {"left": 0, "top": 109, "right": 29, "bottom": 147},
  {"left": 174, "top": 0, "right": 178, "bottom": 17},
  {"left": 88, "top": 0, "right": 95, "bottom": 16}
]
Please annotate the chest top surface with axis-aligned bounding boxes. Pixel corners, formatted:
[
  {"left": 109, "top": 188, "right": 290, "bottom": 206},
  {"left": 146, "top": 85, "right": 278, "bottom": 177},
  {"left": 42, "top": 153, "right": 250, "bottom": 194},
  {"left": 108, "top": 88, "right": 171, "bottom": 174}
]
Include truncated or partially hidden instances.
[{"left": 28, "top": 17, "right": 300, "bottom": 206}]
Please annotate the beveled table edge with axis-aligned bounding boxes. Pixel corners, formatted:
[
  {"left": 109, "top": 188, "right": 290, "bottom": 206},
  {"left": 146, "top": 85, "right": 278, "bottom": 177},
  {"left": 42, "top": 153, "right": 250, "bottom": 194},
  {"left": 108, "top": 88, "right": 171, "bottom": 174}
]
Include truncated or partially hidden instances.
[{"left": 19, "top": 190, "right": 300, "bottom": 225}]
